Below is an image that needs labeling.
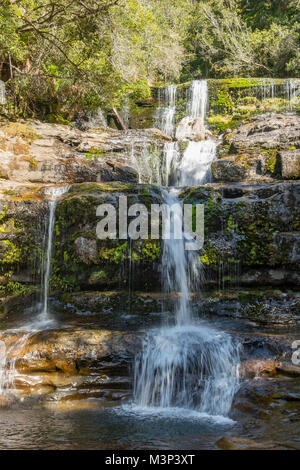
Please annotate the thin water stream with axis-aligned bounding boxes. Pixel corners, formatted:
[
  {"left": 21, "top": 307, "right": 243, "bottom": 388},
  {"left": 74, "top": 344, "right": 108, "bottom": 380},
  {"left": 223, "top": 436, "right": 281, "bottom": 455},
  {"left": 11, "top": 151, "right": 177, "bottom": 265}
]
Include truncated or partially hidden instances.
[
  {"left": 132, "top": 81, "right": 241, "bottom": 420},
  {"left": 0, "top": 186, "right": 69, "bottom": 395}
]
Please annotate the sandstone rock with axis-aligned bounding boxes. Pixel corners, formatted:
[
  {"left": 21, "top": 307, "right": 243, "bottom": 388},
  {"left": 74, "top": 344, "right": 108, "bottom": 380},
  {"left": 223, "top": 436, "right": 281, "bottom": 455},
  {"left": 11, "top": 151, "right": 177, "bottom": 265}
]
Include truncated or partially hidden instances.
[
  {"left": 0, "top": 329, "right": 140, "bottom": 374},
  {"left": 0, "top": 120, "right": 171, "bottom": 185},
  {"left": 239, "top": 358, "right": 277, "bottom": 378},
  {"left": 215, "top": 114, "right": 300, "bottom": 183},
  {"left": 175, "top": 117, "right": 212, "bottom": 141},
  {"left": 276, "top": 364, "right": 300, "bottom": 378},
  {"left": 227, "top": 113, "right": 300, "bottom": 153},
  {"left": 216, "top": 436, "right": 276, "bottom": 450},
  {"left": 279, "top": 149, "right": 300, "bottom": 179}
]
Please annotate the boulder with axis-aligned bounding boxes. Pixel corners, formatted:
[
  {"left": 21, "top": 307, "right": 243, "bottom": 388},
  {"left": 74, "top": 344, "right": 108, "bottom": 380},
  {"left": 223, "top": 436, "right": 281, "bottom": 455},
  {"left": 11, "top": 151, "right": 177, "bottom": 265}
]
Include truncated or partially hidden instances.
[
  {"left": 0, "top": 120, "right": 172, "bottom": 185},
  {"left": 227, "top": 113, "right": 300, "bottom": 153},
  {"left": 214, "top": 114, "right": 300, "bottom": 183},
  {"left": 0, "top": 328, "right": 140, "bottom": 374},
  {"left": 279, "top": 149, "right": 300, "bottom": 179},
  {"left": 175, "top": 117, "right": 213, "bottom": 141}
]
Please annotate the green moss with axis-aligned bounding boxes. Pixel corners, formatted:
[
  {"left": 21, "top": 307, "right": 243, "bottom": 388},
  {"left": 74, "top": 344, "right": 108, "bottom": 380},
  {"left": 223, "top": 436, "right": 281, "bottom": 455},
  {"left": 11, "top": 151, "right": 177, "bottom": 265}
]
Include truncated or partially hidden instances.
[
  {"left": 140, "top": 240, "right": 160, "bottom": 261},
  {"left": 0, "top": 281, "right": 32, "bottom": 298},
  {"left": 88, "top": 270, "right": 107, "bottom": 283},
  {"left": 102, "top": 241, "right": 129, "bottom": 263},
  {"left": 85, "top": 146, "right": 103, "bottom": 159},
  {"left": 200, "top": 242, "right": 219, "bottom": 266},
  {"left": 0, "top": 122, "right": 40, "bottom": 143},
  {"left": 264, "top": 149, "right": 280, "bottom": 176},
  {"left": 22, "top": 156, "right": 38, "bottom": 169},
  {"left": 0, "top": 240, "right": 22, "bottom": 265}
]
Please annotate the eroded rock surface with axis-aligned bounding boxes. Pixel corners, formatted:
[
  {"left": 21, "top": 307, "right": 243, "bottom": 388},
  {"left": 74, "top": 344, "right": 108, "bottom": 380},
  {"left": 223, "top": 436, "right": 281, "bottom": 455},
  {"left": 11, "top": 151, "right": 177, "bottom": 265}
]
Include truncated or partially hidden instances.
[
  {"left": 0, "top": 121, "right": 171, "bottom": 185},
  {"left": 212, "top": 114, "right": 300, "bottom": 182}
]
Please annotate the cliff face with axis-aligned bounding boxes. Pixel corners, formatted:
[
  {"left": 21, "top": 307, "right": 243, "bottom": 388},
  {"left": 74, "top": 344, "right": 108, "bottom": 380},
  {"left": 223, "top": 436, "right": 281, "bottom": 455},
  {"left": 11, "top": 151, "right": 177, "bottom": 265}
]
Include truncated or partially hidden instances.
[{"left": 0, "top": 110, "right": 299, "bottom": 309}]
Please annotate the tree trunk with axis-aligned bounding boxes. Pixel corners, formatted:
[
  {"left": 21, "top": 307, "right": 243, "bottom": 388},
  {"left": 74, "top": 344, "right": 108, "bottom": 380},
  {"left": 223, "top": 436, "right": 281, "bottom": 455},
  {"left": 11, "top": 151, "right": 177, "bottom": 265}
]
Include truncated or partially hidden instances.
[{"left": 112, "top": 106, "right": 127, "bottom": 130}]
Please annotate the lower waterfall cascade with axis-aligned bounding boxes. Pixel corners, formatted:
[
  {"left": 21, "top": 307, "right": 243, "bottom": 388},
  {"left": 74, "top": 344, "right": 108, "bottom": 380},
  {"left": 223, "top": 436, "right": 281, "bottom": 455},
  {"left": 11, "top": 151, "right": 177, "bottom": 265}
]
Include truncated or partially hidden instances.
[
  {"left": 0, "top": 186, "right": 69, "bottom": 395},
  {"left": 132, "top": 80, "right": 241, "bottom": 419}
]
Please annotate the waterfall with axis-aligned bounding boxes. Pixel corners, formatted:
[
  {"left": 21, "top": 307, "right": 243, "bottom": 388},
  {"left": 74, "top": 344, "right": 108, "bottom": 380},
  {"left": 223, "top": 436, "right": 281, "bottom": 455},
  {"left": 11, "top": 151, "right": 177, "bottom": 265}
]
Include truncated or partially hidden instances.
[
  {"left": 0, "top": 81, "right": 5, "bottom": 105},
  {"left": 286, "top": 79, "right": 299, "bottom": 109},
  {"left": 134, "top": 325, "right": 240, "bottom": 416},
  {"left": 186, "top": 80, "right": 208, "bottom": 122},
  {"left": 155, "top": 85, "right": 177, "bottom": 136},
  {"left": 0, "top": 186, "right": 69, "bottom": 396},
  {"left": 132, "top": 80, "right": 240, "bottom": 419},
  {"left": 131, "top": 141, "right": 162, "bottom": 185},
  {"left": 40, "top": 186, "right": 69, "bottom": 321},
  {"left": 163, "top": 142, "right": 179, "bottom": 186}
]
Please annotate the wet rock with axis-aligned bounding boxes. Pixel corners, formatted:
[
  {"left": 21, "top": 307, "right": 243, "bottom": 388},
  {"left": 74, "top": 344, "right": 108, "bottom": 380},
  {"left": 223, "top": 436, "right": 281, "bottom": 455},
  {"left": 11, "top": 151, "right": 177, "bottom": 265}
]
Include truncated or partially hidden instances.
[
  {"left": 227, "top": 114, "right": 300, "bottom": 153},
  {"left": 216, "top": 436, "right": 277, "bottom": 450},
  {"left": 279, "top": 150, "right": 300, "bottom": 179},
  {"left": 0, "top": 120, "right": 172, "bottom": 185},
  {"left": 211, "top": 156, "right": 250, "bottom": 182},
  {"left": 0, "top": 328, "right": 140, "bottom": 375},
  {"left": 239, "top": 358, "right": 277, "bottom": 378},
  {"left": 74, "top": 237, "right": 98, "bottom": 265},
  {"left": 214, "top": 114, "right": 300, "bottom": 183},
  {"left": 276, "top": 364, "right": 300, "bottom": 378},
  {"left": 175, "top": 117, "right": 213, "bottom": 142}
]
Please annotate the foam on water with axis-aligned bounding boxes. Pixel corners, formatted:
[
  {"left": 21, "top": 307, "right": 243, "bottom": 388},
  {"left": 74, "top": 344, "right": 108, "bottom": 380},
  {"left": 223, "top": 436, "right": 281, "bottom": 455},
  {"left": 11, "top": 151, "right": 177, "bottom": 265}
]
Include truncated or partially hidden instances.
[{"left": 131, "top": 80, "right": 240, "bottom": 422}]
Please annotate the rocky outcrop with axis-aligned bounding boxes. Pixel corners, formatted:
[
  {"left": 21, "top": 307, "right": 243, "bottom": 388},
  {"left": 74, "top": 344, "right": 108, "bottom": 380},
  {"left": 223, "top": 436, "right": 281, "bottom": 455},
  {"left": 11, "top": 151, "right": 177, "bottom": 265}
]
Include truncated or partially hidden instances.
[
  {"left": 181, "top": 181, "right": 300, "bottom": 287},
  {"left": 0, "top": 121, "right": 170, "bottom": 185},
  {"left": 175, "top": 117, "right": 213, "bottom": 141},
  {"left": 227, "top": 113, "right": 300, "bottom": 152},
  {"left": 0, "top": 179, "right": 299, "bottom": 297},
  {"left": 0, "top": 182, "right": 164, "bottom": 296},
  {"left": 212, "top": 114, "right": 300, "bottom": 182},
  {"left": 0, "top": 328, "right": 139, "bottom": 374}
]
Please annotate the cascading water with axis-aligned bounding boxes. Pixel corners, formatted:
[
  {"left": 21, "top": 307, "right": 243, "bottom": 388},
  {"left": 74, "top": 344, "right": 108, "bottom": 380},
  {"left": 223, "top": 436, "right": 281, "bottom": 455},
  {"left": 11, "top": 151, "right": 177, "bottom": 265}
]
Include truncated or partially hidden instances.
[
  {"left": 155, "top": 85, "right": 177, "bottom": 137},
  {"left": 0, "top": 186, "right": 69, "bottom": 396},
  {"left": 186, "top": 80, "right": 208, "bottom": 122},
  {"left": 132, "top": 80, "right": 240, "bottom": 419},
  {"left": 163, "top": 142, "right": 179, "bottom": 186},
  {"left": 0, "top": 80, "right": 5, "bottom": 105},
  {"left": 286, "top": 79, "right": 299, "bottom": 110},
  {"left": 177, "top": 79, "right": 217, "bottom": 186},
  {"left": 177, "top": 140, "right": 217, "bottom": 186}
]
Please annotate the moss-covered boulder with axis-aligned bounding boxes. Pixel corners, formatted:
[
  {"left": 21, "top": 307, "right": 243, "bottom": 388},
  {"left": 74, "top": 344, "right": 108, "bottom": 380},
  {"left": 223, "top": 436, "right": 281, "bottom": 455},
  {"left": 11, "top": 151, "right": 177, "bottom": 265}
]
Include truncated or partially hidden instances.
[
  {"left": 52, "top": 182, "right": 163, "bottom": 292},
  {"left": 213, "top": 114, "right": 300, "bottom": 183},
  {"left": 180, "top": 181, "right": 300, "bottom": 287}
]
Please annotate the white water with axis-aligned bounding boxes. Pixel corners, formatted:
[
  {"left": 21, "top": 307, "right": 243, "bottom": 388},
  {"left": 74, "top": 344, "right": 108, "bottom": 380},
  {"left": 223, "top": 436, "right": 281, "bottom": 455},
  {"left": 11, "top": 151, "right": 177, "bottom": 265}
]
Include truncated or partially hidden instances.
[
  {"left": 134, "top": 325, "right": 240, "bottom": 416},
  {"left": 40, "top": 186, "right": 69, "bottom": 321},
  {"left": 0, "top": 186, "right": 70, "bottom": 396},
  {"left": 133, "top": 80, "right": 240, "bottom": 420},
  {"left": 155, "top": 85, "right": 177, "bottom": 136},
  {"left": 0, "top": 187, "right": 69, "bottom": 396},
  {"left": 163, "top": 142, "right": 179, "bottom": 186},
  {"left": 177, "top": 140, "right": 217, "bottom": 186},
  {"left": 186, "top": 80, "right": 208, "bottom": 122},
  {"left": 0, "top": 80, "right": 5, "bottom": 105},
  {"left": 286, "top": 79, "right": 299, "bottom": 109},
  {"left": 131, "top": 141, "right": 162, "bottom": 185}
]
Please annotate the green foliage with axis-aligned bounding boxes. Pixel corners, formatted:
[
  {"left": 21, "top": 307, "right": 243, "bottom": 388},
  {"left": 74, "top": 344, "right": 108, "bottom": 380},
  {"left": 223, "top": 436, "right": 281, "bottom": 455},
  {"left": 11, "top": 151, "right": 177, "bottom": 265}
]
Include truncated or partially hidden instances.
[
  {"left": 0, "top": 281, "right": 31, "bottom": 298},
  {"left": 182, "top": 0, "right": 300, "bottom": 79},
  {"left": 0, "top": 0, "right": 298, "bottom": 119}
]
